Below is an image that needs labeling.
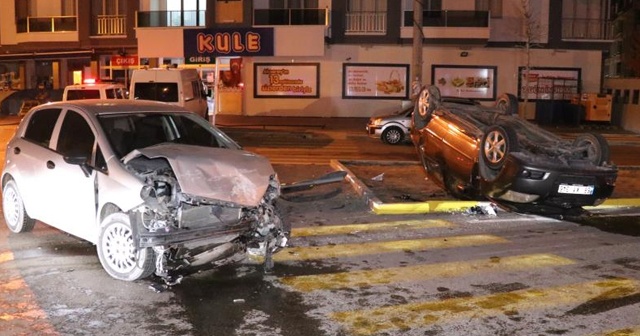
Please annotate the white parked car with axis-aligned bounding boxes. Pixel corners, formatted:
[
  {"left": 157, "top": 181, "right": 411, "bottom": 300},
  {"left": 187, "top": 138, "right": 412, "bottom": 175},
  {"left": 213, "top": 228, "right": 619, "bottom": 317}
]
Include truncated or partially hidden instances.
[
  {"left": 63, "top": 82, "right": 128, "bottom": 101},
  {"left": 2, "top": 100, "right": 287, "bottom": 282}
]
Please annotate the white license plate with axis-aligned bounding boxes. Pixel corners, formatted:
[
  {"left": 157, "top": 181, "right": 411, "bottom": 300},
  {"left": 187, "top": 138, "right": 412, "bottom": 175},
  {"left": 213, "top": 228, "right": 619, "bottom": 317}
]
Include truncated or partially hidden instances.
[{"left": 558, "top": 184, "right": 594, "bottom": 195}]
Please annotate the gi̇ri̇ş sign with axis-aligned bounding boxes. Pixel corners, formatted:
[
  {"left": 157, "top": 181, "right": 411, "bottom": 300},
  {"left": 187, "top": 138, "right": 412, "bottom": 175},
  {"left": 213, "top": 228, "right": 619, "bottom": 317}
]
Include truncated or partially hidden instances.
[{"left": 254, "top": 63, "right": 319, "bottom": 98}]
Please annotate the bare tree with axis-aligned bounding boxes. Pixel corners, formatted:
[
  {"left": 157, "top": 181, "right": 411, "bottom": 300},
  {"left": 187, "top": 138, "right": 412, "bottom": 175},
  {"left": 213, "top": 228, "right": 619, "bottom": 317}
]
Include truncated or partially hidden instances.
[{"left": 517, "top": 0, "right": 544, "bottom": 117}]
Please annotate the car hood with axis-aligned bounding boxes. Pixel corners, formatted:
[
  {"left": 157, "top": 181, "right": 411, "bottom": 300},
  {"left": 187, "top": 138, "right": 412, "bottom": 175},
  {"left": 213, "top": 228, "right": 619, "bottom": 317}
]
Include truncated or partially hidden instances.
[{"left": 123, "top": 143, "right": 275, "bottom": 207}]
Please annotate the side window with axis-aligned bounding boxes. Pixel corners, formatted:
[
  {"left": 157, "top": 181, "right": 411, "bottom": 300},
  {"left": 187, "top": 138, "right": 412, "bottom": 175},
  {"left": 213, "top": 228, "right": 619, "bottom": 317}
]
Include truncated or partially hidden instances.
[
  {"left": 56, "top": 110, "right": 96, "bottom": 162},
  {"left": 106, "top": 89, "right": 116, "bottom": 99},
  {"left": 134, "top": 83, "right": 179, "bottom": 102},
  {"left": 24, "top": 108, "right": 62, "bottom": 147}
]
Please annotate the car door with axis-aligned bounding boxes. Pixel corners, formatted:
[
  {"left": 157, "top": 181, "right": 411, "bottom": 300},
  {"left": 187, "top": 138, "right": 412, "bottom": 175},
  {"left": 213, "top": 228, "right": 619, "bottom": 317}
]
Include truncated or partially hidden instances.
[
  {"left": 9, "top": 108, "right": 63, "bottom": 222},
  {"left": 44, "top": 109, "right": 101, "bottom": 242}
]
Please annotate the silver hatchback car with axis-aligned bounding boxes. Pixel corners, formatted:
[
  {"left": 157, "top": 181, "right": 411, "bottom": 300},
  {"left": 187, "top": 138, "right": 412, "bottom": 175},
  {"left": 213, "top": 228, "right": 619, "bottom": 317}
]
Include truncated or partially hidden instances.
[
  {"left": 366, "top": 105, "right": 413, "bottom": 145},
  {"left": 2, "top": 100, "right": 287, "bottom": 282}
]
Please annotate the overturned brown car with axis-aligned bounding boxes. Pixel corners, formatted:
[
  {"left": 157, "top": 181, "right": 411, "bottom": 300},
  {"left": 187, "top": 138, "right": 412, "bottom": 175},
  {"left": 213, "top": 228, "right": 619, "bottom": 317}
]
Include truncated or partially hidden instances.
[{"left": 410, "top": 86, "right": 618, "bottom": 214}]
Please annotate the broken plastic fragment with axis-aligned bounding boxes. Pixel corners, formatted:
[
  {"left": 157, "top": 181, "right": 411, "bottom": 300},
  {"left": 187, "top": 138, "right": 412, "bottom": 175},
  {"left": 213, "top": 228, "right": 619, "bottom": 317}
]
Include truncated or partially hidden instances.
[
  {"left": 371, "top": 173, "right": 385, "bottom": 181},
  {"left": 465, "top": 203, "right": 498, "bottom": 216}
]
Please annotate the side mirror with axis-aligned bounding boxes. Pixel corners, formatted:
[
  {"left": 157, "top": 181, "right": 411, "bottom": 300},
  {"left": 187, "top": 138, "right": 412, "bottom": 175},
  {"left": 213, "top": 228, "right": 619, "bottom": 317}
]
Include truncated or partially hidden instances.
[{"left": 64, "top": 155, "right": 93, "bottom": 177}]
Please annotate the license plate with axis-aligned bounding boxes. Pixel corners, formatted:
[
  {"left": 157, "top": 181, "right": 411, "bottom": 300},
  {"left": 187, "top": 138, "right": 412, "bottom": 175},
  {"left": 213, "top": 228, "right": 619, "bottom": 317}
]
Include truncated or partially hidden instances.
[{"left": 558, "top": 184, "right": 594, "bottom": 195}]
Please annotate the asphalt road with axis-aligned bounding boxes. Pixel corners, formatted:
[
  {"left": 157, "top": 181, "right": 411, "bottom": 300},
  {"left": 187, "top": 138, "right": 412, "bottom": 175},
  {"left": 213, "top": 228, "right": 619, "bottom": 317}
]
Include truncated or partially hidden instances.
[{"left": 1, "top": 119, "right": 640, "bottom": 335}]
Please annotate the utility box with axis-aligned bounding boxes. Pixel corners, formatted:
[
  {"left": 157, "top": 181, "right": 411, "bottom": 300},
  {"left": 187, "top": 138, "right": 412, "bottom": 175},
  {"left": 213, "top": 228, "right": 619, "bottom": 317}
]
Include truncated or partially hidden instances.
[{"left": 572, "top": 93, "right": 612, "bottom": 122}]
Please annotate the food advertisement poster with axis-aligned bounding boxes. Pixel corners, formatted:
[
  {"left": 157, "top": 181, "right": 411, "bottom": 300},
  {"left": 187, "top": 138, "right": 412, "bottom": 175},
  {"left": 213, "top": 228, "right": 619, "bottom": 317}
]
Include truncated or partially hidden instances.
[
  {"left": 342, "top": 63, "right": 409, "bottom": 99},
  {"left": 518, "top": 67, "right": 581, "bottom": 101},
  {"left": 431, "top": 65, "right": 497, "bottom": 100},
  {"left": 254, "top": 63, "right": 319, "bottom": 98}
]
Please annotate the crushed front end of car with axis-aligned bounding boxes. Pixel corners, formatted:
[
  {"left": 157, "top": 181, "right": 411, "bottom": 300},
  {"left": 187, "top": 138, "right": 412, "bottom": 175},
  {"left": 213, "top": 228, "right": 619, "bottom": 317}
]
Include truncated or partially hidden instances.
[{"left": 122, "top": 144, "right": 288, "bottom": 284}]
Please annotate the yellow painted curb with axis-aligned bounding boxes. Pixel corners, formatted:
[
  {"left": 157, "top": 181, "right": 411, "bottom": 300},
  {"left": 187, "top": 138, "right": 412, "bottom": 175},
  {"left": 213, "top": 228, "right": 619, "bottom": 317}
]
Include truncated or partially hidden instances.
[
  {"left": 331, "top": 159, "right": 640, "bottom": 215},
  {"left": 331, "top": 159, "right": 484, "bottom": 214}
]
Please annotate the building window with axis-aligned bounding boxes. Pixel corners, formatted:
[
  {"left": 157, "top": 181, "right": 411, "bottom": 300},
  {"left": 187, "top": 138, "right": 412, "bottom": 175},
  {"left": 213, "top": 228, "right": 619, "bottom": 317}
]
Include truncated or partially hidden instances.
[
  {"left": 91, "top": 0, "right": 126, "bottom": 35},
  {"left": 623, "top": 89, "right": 630, "bottom": 103},
  {"left": 562, "top": 0, "right": 612, "bottom": 40},
  {"left": 269, "top": 0, "right": 318, "bottom": 8},
  {"left": 475, "top": 0, "right": 502, "bottom": 18},
  {"left": 402, "top": 0, "right": 441, "bottom": 11},
  {"left": 15, "top": 0, "right": 78, "bottom": 32},
  {"left": 346, "top": 0, "right": 387, "bottom": 34},
  {"left": 632, "top": 89, "right": 639, "bottom": 104},
  {"left": 138, "top": 0, "right": 206, "bottom": 27}
]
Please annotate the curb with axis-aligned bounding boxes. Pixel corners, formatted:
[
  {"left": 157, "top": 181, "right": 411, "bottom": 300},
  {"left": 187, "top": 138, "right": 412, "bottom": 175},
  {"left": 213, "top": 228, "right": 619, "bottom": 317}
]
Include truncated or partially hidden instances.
[
  {"left": 331, "top": 159, "right": 640, "bottom": 215},
  {"left": 330, "top": 159, "right": 483, "bottom": 215}
]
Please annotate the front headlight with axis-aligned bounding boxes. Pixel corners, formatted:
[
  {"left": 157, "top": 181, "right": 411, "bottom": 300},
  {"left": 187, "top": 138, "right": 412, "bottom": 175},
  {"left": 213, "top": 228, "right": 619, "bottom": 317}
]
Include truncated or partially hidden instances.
[{"left": 372, "top": 118, "right": 383, "bottom": 126}]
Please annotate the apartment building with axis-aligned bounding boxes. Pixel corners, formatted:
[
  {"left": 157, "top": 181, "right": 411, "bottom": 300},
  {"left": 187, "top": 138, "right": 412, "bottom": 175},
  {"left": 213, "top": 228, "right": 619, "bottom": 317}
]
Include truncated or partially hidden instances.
[
  {"left": 0, "top": 0, "right": 617, "bottom": 124},
  {"left": 604, "top": 0, "right": 640, "bottom": 132}
]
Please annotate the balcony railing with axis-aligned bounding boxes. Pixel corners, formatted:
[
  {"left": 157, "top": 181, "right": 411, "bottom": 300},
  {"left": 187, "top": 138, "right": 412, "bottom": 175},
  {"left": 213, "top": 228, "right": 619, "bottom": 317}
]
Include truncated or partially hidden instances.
[
  {"left": 562, "top": 18, "right": 613, "bottom": 40},
  {"left": 95, "top": 15, "right": 126, "bottom": 35},
  {"left": 403, "top": 10, "right": 489, "bottom": 28},
  {"left": 136, "top": 10, "right": 205, "bottom": 27},
  {"left": 253, "top": 8, "right": 328, "bottom": 25},
  {"left": 16, "top": 16, "right": 78, "bottom": 33},
  {"left": 345, "top": 11, "right": 386, "bottom": 34}
]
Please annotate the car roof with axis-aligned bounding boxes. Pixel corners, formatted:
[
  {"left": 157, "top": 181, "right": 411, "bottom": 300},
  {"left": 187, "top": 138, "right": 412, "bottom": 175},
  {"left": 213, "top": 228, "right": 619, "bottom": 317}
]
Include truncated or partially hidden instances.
[
  {"left": 33, "top": 99, "right": 192, "bottom": 116},
  {"left": 64, "top": 83, "right": 126, "bottom": 90}
]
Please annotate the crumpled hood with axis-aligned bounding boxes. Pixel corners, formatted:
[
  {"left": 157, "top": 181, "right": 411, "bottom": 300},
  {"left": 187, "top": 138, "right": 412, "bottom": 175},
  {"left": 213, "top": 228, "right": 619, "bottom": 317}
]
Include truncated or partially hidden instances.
[{"left": 123, "top": 143, "right": 275, "bottom": 207}]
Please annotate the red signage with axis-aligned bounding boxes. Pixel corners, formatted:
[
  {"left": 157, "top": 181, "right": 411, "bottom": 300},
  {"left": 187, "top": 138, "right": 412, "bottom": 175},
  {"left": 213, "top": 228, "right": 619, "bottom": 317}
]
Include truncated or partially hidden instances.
[{"left": 111, "top": 55, "right": 138, "bottom": 66}]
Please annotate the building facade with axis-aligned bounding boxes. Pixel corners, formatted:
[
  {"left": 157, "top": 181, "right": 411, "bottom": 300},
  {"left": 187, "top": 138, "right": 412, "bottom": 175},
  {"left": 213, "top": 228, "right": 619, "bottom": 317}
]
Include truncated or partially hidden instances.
[
  {"left": 604, "top": 0, "right": 640, "bottom": 132},
  {"left": 1, "top": 0, "right": 627, "bottom": 127}
]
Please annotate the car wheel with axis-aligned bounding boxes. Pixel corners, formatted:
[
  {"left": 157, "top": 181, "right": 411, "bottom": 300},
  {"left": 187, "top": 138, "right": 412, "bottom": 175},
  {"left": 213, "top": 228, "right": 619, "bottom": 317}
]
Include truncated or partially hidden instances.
[
  {"left": 97, "top": 213, "right": 155, "bottom": 281},
  {"left": 417, "top": 85, "right": 441, "bottom": 120},
  {"left": 2, "top": 179, "right": 36, "bottom": 233},
  {"left": 495, "top": 93, "right": 519, "bottom": 115},
  {"left": 573, "top": 133, "right": 610, "bottom": 166},
  {"left": 480, "top": 124, "right": 520, "bottom": 170},
  {"left": 382, "top": 127, "right": 403, "bottom": 145}
]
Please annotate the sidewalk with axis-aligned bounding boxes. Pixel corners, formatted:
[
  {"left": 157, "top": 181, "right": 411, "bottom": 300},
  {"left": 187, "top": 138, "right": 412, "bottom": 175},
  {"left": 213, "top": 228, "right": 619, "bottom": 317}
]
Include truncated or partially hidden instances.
[{"left": 216, "top": 115, "right": 370, "bottom": 131}]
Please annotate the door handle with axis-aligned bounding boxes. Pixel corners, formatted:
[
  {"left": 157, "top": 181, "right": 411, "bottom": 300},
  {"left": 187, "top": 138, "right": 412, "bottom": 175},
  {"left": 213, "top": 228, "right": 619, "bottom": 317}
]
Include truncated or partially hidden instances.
[{"left": 46, "top": 161, "right": 55, "bottom": 169}]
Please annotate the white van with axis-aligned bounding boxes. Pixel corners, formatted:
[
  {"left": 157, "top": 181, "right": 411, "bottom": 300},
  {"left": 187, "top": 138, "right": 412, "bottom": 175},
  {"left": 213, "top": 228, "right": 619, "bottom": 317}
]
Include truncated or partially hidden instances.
[
  {"left": 63, "top": 83, "right": 128, "bottom": 101},
  {"left": 129, "top": 68, "right": 208, "bottom": 119}
]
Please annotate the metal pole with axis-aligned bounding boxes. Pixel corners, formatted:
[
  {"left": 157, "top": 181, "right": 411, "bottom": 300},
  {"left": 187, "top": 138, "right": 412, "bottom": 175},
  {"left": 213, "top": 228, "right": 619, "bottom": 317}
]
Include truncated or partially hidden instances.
[{"left": 412, "top": 0, "right": 424, "bottom": 98}]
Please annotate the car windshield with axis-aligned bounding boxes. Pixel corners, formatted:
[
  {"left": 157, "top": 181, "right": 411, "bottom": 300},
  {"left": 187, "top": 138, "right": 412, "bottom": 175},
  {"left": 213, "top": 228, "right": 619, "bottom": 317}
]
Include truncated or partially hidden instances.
[{"left": 98, "top": 113, "right": 241, "bottom": 159}]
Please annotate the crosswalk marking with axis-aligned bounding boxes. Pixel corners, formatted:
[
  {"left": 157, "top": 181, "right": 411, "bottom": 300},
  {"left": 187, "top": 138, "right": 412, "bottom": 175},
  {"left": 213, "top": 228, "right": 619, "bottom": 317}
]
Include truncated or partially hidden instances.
[
  {"left": 280, "top": 253, "right": 574, "bottom": 292},
  {"left": 290, "top": 219, "right": 453, "bottom": 237},
  {"left": 596, "top": 326, "right": 640, "bottom": 336},
  {"left": 274, "top": 234, "right": 508, "bottom": 262},
  {"left": 330, "top": 278, "right": 640, "bottom": 336},
  {"left": 0, "top": 251, "right": 14, "bottom": 264}
]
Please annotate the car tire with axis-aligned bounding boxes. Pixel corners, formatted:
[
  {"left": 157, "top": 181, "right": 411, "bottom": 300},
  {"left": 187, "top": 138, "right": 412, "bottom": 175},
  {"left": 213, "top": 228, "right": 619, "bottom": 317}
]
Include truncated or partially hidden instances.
[
  {"left": 382, "top": 127, "right": 404, "bottom": 145},
  {"left": 480, "top": 124, "right": 520, "bottom": 172},
  {"left": 97, "top": 213, "right": 155, "bottom": 281},
  {"left": 495, "top": 93, "right": 519, "bottom": 116},
  {"left": 417, "top": 85, "right": 441, "bottom": 120},
  {"left": 2, "top": 179, "right": 36, "bottom": 233},
  {"left": 573, "top": 133, "right": 610, "bottom": 166}
]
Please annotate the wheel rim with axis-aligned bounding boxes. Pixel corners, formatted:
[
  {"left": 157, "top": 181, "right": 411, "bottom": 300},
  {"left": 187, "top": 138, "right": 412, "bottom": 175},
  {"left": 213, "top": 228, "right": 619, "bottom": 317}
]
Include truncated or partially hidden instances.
[
  {"left": 418, "top": 90, "right": 430, "bottom": 117},
  {"left": 386, "top": 129, "right": 401, "bottom": 144},
  {"left": 484, "top": 130, "right": 506, "bottom": 164},
  {"left": 101, "top": 222, "right": 138, "bottom": 274},
  {"left": 2, "top": 186, "right": 21, "bottom": 230}
]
